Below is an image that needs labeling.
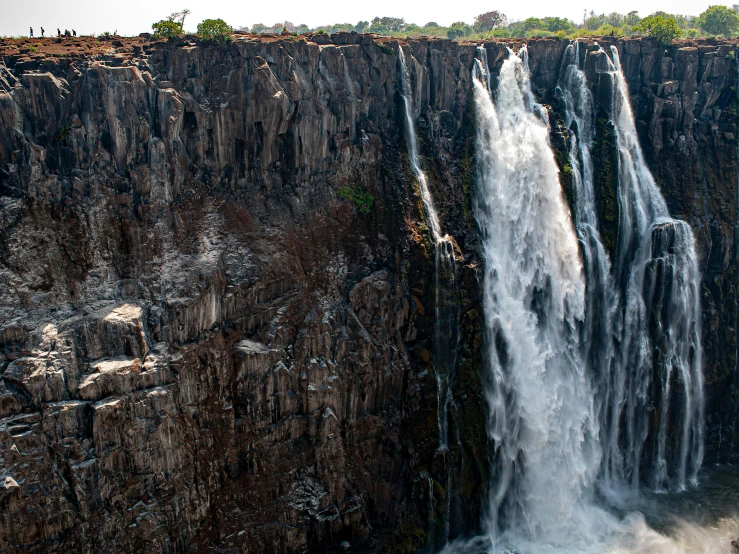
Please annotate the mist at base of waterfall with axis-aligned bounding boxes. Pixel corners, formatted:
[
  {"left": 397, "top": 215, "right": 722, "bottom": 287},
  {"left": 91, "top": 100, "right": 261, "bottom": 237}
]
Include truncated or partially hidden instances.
[{"left": 439, "top": 464, "right": 739, "bottom": 554}]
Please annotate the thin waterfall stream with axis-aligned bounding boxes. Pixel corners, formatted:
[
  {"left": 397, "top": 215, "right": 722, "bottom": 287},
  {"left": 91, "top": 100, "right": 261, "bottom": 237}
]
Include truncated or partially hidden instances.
[
  {"left": 398, "top": 46, "right": 461, "bottom": 548},
  {"left": 438, "top": 42, "right": 733, "bottom": 554}
]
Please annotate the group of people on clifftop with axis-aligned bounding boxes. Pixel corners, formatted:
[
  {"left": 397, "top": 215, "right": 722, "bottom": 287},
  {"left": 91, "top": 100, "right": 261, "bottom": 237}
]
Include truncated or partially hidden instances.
[{"left": 28, "top": 27, "right": 76, "bottom": 38}]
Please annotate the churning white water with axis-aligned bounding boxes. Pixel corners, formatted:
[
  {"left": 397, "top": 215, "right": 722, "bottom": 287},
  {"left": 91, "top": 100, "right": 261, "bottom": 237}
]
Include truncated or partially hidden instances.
[
  {"left": 472, "top": 46, "right": 600, "bottom": 547},
  {"left": 442, "top": 43, "right": 725, "bottom": 554},
  {"left": 555, "top": 44, "right": 617, "bottom": 456}
]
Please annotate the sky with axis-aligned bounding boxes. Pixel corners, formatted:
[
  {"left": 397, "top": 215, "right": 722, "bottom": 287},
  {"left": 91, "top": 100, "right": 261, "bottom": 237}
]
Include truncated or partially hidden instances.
[{"left": 2, "top": 0, "right": 735, "bottom": 37}]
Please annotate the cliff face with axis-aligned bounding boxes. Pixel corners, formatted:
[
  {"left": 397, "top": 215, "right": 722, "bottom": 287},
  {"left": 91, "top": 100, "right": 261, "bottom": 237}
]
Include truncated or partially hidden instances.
[{"left": 0, "top": 33, "right": 737, "bottom": 553}]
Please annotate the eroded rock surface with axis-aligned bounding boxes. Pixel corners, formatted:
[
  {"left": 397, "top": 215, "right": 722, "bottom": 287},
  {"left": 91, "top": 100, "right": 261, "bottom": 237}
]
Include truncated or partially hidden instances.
[{"left": 1, "top": 33, "right": 738, "bottom": 552}]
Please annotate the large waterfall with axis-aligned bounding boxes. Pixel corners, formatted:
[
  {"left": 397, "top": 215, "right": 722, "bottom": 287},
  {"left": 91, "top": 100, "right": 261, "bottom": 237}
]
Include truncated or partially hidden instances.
[
  {"left": 443, "top": 42, "right": 712, "bottom": 554},
  {"left": 472, "top": 46, "right": 600, "bottom": 546}
]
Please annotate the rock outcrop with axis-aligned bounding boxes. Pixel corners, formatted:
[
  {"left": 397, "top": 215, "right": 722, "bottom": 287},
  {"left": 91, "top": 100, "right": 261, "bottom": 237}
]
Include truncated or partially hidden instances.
[{"left": 1, "top": 32, "right": 738, "bottom": 552}]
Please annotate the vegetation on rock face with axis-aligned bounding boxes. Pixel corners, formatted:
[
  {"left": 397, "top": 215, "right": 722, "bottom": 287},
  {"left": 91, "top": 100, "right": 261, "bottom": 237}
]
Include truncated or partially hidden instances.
[
  {"left": 633, "top": 15, "right": 682, "bottom": 44},
  {"left": 337, "top": 184, "right": 375, "bottom": 215},
  {"left": 196, "top": 18, "right": 232, "bottom": 41}
]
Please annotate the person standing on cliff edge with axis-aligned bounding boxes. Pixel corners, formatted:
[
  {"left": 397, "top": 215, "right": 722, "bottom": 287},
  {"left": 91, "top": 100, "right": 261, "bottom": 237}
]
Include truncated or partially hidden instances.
[
  {"left": 41, "top": 27, "right": 45, "bottom": 37},
  {"left": 57, "top": 28, "right": 61, "bottom": 37},
  {"left": 29, "top": 27, "right": 33, "bottom": 37}
]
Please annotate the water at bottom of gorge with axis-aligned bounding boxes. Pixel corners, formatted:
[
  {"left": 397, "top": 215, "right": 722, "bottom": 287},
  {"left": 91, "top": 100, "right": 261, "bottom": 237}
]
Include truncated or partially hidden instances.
[{"left": 441, "top": 464, "right": 739, "bottom": 554}]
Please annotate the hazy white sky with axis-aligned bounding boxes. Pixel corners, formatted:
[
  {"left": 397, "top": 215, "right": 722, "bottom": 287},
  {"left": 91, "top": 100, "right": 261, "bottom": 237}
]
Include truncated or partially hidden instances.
[{"left": 2, "top": 0, "right": 734, "bottom": 37}]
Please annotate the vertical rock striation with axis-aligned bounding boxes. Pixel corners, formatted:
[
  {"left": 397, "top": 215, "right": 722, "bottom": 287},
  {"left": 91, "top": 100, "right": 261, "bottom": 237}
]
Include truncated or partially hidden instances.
[{"left": 1, "top": 33, "right": 738, "bottom": 552}]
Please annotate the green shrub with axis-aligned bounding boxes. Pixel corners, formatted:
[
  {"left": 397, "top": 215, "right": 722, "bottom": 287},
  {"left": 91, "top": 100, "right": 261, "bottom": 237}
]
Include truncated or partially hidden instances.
[
  {"left": 633, "top": 15, "right": 681, "bottom": 44},
  {"left": 152, "top": 19, "right": 183, "bottom": 39},
  {"left": 54, "top": 124, "right": 71, "bottom": 142},
  {"left": 490, "top": 27, "right": 512, "bottom": 38},
  {"left": 594, "top": 24, "right": 624, "bottom": 36},
  {"left": 525, "top": 29, "right": 554, "bottom": 38},
  {"left": 447, "top": 21, "right": 472, "bottom": 40},
  {"left": 197, "top": 18, "right": 232, "bottom": 41},
  {"left": 337, "top": 185, "right": 374, "bottom": 215}
]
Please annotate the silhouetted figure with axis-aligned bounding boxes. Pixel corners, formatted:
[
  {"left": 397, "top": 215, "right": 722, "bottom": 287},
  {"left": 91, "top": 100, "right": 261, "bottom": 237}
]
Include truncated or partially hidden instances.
[
  {"left": 41, "top": 27, "right": 45, "bottom": 37},
  {"left": 64, "top": 29, "right": 70, "bottom": 37},
  {"left": 72, "top": 30, "right": 76, "bottom": 37},
  {"left": 57, "top": 28, "right": 61, "bottom": 37},
  {"left": 29, "top": 27, "right": 33, "bottom": 38}
]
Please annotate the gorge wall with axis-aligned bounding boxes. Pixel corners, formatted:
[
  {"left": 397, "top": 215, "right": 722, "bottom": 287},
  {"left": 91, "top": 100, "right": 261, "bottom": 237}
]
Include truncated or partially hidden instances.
[{"left": 0, "top": 32, "right": 737, "bottom": 553}]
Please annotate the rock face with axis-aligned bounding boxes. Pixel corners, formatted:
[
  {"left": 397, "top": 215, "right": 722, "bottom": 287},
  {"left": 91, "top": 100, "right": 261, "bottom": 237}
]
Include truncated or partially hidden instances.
[{"left": 0, "top": 33, "right": 738, "bottom": 552}]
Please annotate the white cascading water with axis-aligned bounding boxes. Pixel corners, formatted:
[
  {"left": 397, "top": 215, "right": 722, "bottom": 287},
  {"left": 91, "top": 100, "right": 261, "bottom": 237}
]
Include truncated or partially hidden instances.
[
  {"left": 471, "top": 46, "right": 602, "bottom": 548},
  {"left": 440, "top": 43, "right": 715, "bottom": 554},
  {"left": 601, "top": 45, "right": 704, "bottom": 491},
  {"left": 555, "top": 43, "right": 619, "bottom": 491},
  {"left": 399, "top": 46, "right": 460, "bottom": 547},
  {"left": 556, "top": 41, "right": 703, "bottom": 491}
]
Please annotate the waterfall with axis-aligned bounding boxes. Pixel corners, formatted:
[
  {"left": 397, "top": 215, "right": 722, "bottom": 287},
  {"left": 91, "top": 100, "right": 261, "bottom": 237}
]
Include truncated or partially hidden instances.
[
  {"left": 600, "top": 45, "right": 704, "bottom": 491},
  {"left": 556, "top": 43, "right": 619, "bottom": 490},
  {"left": 472, "top": 46, "right": 601, "bottom": 547},
  {"left": 399, "top": 47, "right": 443, "bottom": 242},
  {"left": 457, "top": 41, "right": 706, "bottom": 554},
  {"left": 398, "top": 46, "right": 460, "bottom": 547}
]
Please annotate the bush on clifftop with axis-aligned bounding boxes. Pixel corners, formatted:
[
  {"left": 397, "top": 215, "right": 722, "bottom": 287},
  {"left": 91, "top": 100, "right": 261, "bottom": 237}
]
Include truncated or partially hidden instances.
[
  {"left": 197, "top": 19, "right": 232, "bottom": 41},
  {"left": 152, "top": 19, "right": 183, "bottom": 39},
  {"left": 633, "top": 15, "right": 681, "bottom": 44}
]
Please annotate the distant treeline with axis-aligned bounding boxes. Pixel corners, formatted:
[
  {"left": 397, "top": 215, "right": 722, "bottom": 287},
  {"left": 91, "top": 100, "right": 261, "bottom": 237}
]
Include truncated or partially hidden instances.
[{"left": 238, "top": 7, "right": 739, "bottom": 44}]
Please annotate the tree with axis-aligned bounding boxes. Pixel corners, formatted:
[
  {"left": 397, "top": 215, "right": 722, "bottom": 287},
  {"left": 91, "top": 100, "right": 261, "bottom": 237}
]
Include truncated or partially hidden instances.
[
  {"left": 523, "top": 18, "right": 544, "bottom": 31},
  {"left": 653, "top": 11, "right": 691, "bottom": 29},
  {"left": 542, "top": 17, "right": 574, "bottom": 32},
  {"left": 197, "top": 18, "right": 232, "bottom": 41},
  {"left": 355, "top": 21, "right": 369, "bottom": 33},
  {"left": 152, "top": 19, "right": 183, "bottom": 39},
  {"left": 625, "top": 11, "right": 641, "bottom": 26},
  {"left": 447, "top": 21, "right": 472, "bottom": 39},
  {"left": 633, "top": 15, "right": 681, "bottom": 44},
  {"left": 169, "top": 9, "right": 191, "bottom": 26},
  {"left": 698, "top": 5, "right": 739, "bottom": 36},
  {"left": 584, "top": 14, "right": 606, "bottom": 30},
  {"left": 606, "top": 12, "right": 624, "bottom": 27},
  {"left": 367, "top": 17, "right": 406, "bottom": 34},
  {"left": 473, "top": 11, "right": 508, "bottom": 32},
  {"left": 250, "top": 23, "right": 267, "bottom": 34}
]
